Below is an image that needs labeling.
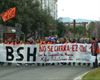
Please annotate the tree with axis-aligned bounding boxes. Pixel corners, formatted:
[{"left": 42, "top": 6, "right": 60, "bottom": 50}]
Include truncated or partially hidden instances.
[
  {"left": 0, "top": 0, "right": 55, "bottom": 37},
  {"left": 75, "top": 26, "right": 85, "bottom": 37},
  {"left": 87, "top": 21, "right": 95, "bottom": 38},
  {"left": 56, "top": 20, "right": 66, "bottom": 37}
]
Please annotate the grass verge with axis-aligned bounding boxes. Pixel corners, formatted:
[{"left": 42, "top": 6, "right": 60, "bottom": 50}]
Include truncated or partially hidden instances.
[{"left": 82, "top": 68, "right": 100, "bottom": 80}]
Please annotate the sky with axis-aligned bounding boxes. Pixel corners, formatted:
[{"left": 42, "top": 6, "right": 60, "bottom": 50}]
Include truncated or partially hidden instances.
[{"left": 57, "top": 0, "right": 100, "bottom": 20}]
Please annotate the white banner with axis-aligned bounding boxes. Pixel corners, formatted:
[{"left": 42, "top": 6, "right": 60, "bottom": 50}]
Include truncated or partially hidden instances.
[
  {"left": 0, "top": 44, "right": 38, "bottom": 63},
  {"left": 0, "top": 43, "right": 100, "bottom": 63},
  {"left": 37, "top": 43, "right": 95, "bottom": 63}
]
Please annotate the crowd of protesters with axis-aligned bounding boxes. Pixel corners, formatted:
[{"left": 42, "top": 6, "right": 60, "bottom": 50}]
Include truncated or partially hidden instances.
[
  {"left": 1, "top": 36, "right": 99, "bottom": 45},
  {"left": 0, "top": 36, "right": 100, "bottom": 67}
]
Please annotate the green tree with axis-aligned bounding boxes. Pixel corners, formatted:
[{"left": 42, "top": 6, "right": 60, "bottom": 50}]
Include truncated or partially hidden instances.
[
  {"left": 56, "top": 20, "right": 66, "bottom": 37},
  {"left": 87, "top": 21, "right": 95, "bottom": 38},
  {"left": 0, "top": 0, "right": 55, "bottom": 37}
]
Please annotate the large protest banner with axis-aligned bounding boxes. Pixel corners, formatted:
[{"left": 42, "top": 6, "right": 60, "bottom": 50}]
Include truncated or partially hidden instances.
[
  {"left": 0, "top": 44, "right": 38, "bottom": 63},
  {"left": 0, "top": 43, "right": 100, "bottom": 63},
  {"left": 37, "top": 43, "right": 95, "bottom": 63},
  {"left": 97, "top": 43, "right": 100, "bottom": 63}
]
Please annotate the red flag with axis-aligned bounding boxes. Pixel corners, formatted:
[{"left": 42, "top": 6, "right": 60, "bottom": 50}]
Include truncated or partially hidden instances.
[{"left": 0, "top": 7, "right": 16, "bottom": 22}]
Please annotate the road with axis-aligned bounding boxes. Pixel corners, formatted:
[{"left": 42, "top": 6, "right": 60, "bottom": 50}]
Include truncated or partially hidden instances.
[{"left": 0, "top": 64, "right": 91, "bottom": 80}]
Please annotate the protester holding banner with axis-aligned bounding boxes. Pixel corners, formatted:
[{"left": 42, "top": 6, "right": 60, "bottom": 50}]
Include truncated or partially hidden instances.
[{"left": 91, "top": 37, "right": 99, "bottom": 68}]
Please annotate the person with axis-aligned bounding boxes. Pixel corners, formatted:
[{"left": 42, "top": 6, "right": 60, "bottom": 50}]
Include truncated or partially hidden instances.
[{"left": 91, "top": 37, "right": 99, "bottom": 68}]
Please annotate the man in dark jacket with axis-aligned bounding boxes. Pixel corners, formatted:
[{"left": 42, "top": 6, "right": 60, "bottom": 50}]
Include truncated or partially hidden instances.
[{"left": 91, "top": 37, "right": 99, "bottom": 68}]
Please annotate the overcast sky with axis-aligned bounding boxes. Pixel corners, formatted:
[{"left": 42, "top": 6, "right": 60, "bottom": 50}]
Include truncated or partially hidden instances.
[{"left": 57, "top": 0, "right": 100, "bottom": 20}]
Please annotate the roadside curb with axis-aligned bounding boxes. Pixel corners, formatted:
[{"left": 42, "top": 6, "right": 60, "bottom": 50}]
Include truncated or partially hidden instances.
[
  {"left": 74, "top": 68, "right": 99, "bottom": 80},
  {"left": 73, "top": 71, "right": 89, "bottom": 80}
]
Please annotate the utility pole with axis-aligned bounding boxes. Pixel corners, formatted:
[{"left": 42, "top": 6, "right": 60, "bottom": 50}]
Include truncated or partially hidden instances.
[
  {"left": 73, "top": 19, "right": 76, "bottom": 38},
  {"left": 83, "top": 22, "right": 87, "bottom": 37}
]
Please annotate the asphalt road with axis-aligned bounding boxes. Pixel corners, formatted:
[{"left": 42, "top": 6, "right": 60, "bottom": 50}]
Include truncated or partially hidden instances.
[{"left": 0, "top": 64, "right": 91, "bottom": 80}]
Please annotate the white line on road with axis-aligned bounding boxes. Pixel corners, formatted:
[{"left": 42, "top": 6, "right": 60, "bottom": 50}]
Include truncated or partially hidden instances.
[{"left": 74, "top": 71, "right": 89, "bottom": 80}]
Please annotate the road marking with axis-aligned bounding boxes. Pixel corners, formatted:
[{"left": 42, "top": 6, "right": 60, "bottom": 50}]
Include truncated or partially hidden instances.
[{"left": 74, "top": 71, "right": 89, "bottom": 80}]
